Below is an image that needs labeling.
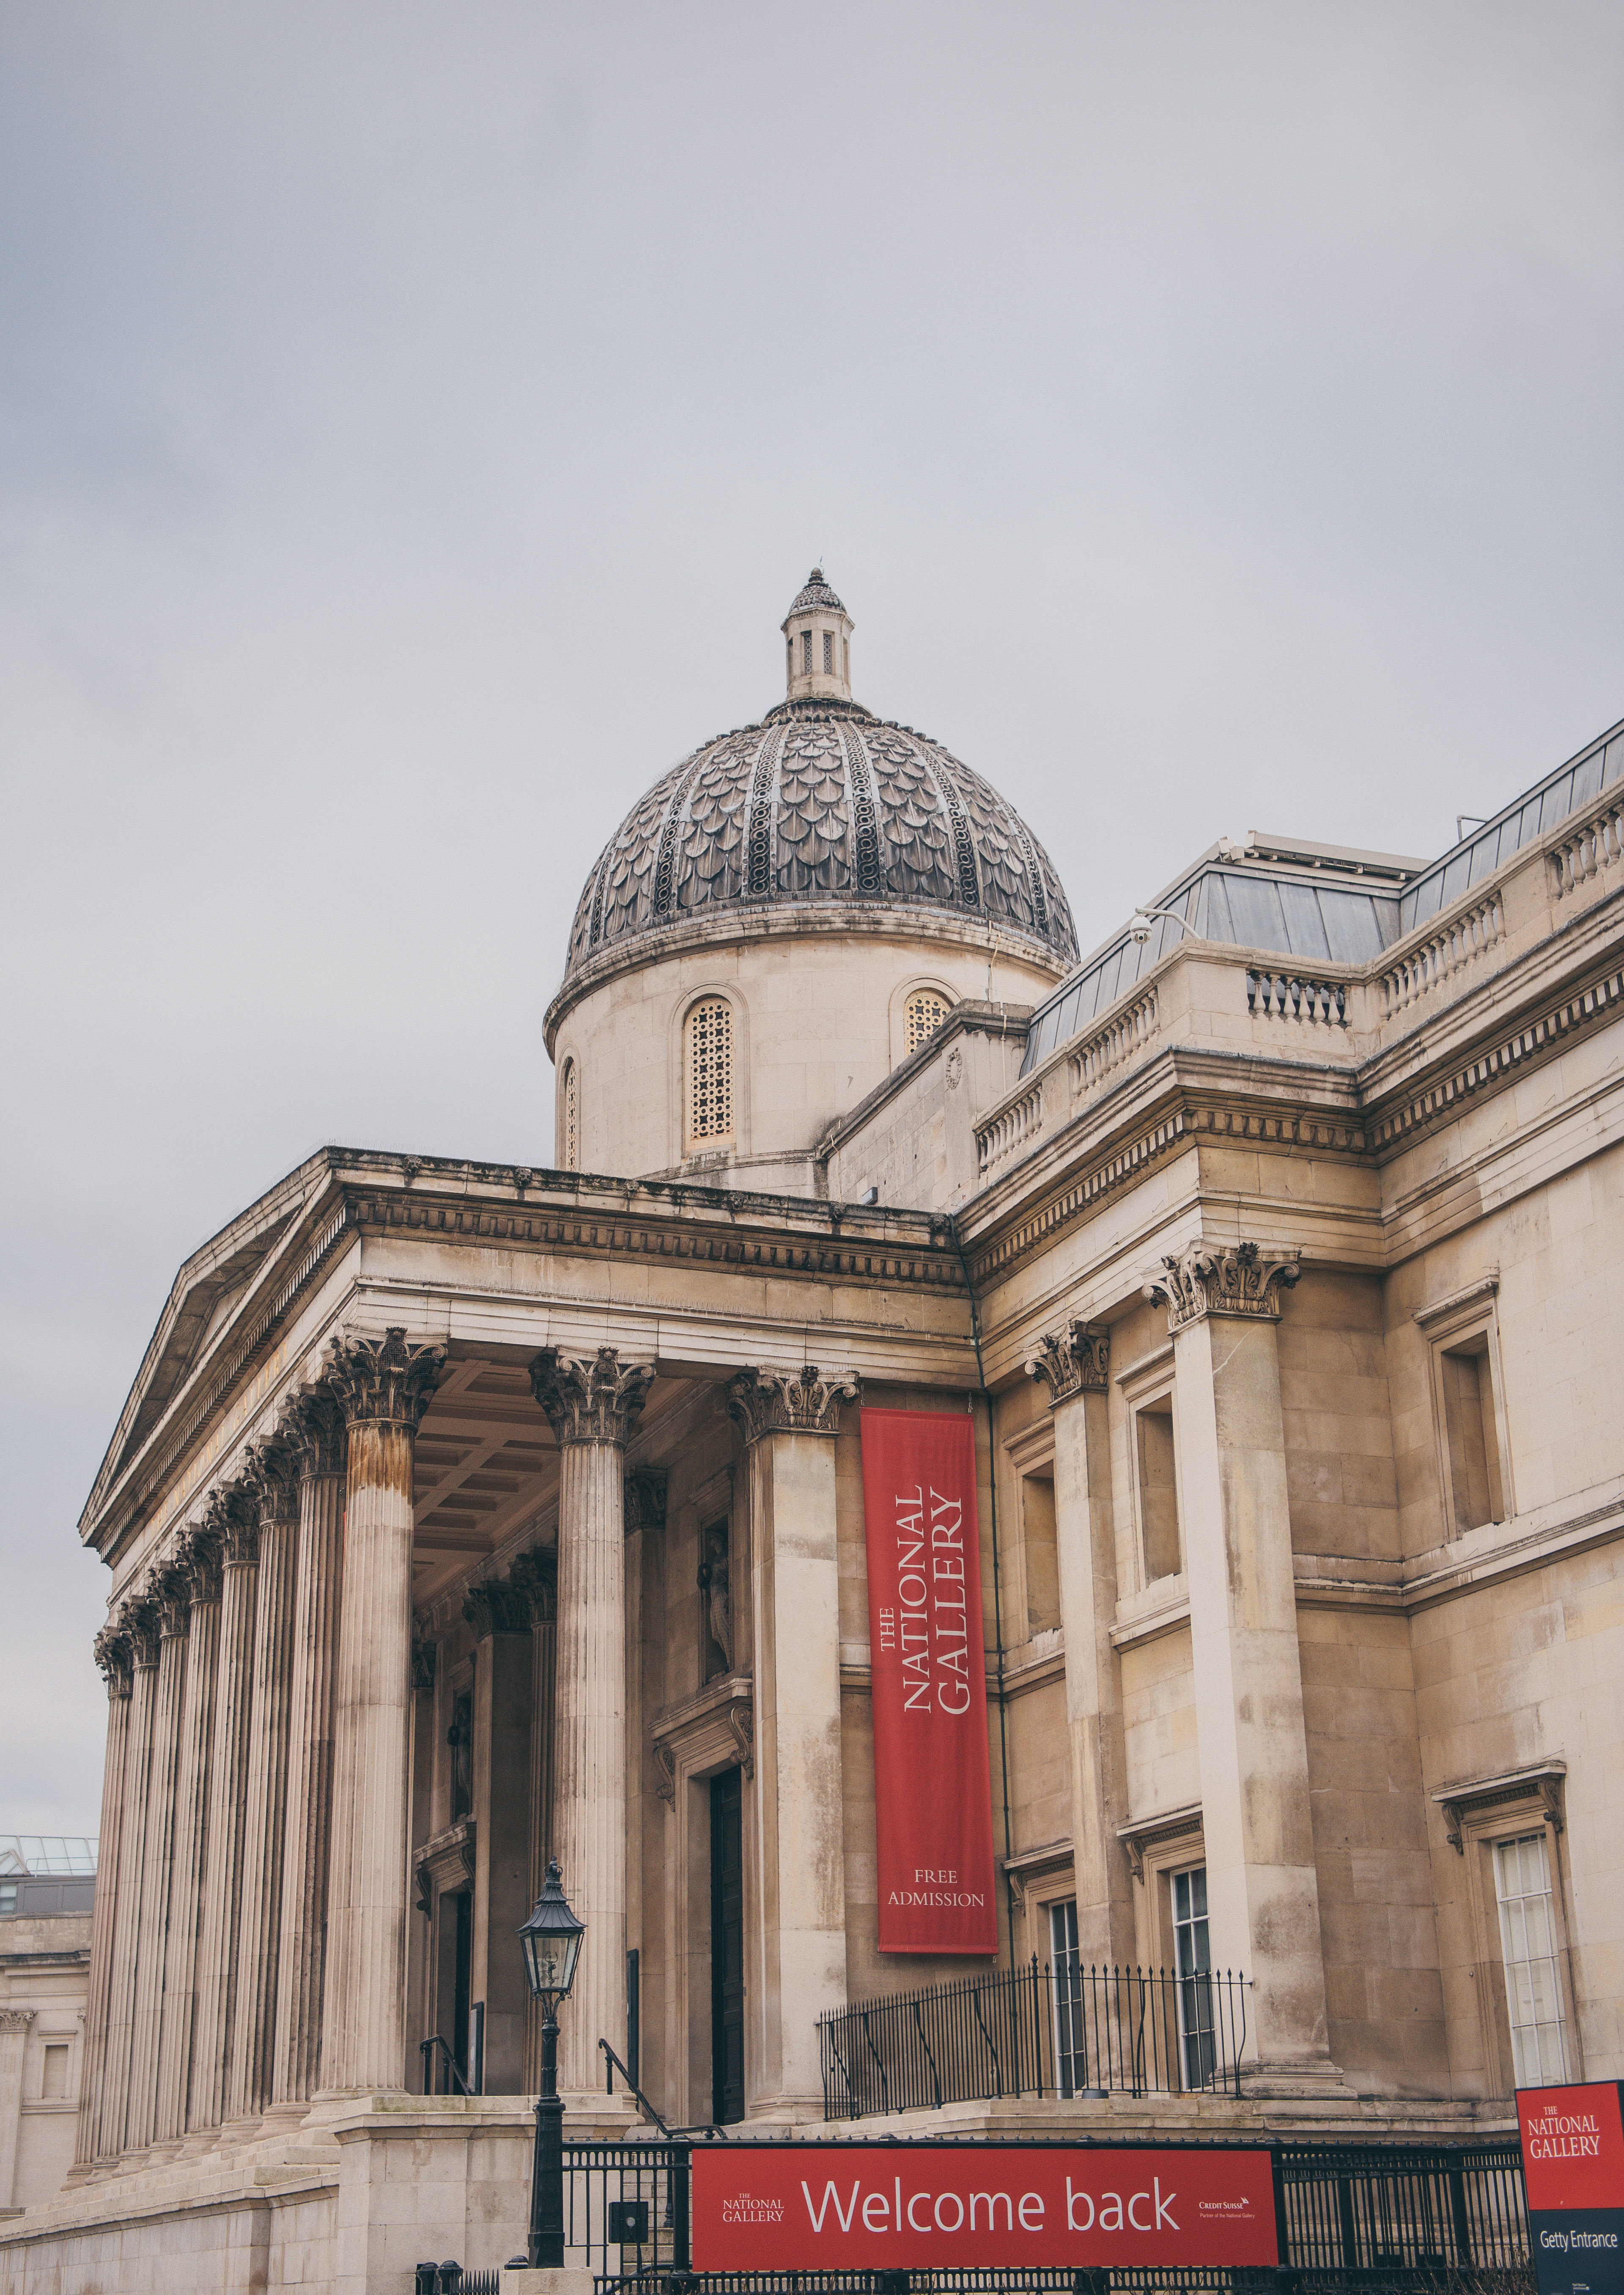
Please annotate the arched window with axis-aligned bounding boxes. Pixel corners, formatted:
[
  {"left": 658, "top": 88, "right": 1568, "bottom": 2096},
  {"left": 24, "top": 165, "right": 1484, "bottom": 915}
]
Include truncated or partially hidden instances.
[
  {"left": 560, "top": 1058, "right": 579, "bottom": 1170},
  {"left": 685, "top": 997, "right": 734, "bottom": 1149},
  {"left": 904, "top": 988, "right": 951, "bottom": 1055}
]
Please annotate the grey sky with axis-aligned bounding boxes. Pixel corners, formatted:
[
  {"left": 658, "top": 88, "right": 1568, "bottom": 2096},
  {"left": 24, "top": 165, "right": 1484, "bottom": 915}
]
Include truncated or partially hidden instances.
[{"left": 3, "top": 3, "right": 1621, "bottom": 1833}]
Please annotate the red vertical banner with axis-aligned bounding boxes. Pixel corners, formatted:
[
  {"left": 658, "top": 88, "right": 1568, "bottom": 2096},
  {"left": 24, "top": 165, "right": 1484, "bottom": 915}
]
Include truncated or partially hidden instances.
[{"left": 859, "top": 1407, "right": 999, "bottom": 1953}]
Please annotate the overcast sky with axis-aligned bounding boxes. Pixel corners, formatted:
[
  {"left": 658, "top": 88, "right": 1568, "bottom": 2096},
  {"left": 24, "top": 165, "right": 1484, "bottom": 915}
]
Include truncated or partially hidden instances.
[{"left": 3, "top": 3, "right": 1621, "bottom": 1837}]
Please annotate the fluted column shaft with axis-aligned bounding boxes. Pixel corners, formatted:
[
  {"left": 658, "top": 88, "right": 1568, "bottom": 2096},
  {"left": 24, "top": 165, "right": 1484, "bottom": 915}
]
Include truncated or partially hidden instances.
[
  {"left": 99, "top": 1621, "right": 156, "bottom": 2158},
  {"left": 227, "top": 1452, "right": 300, "bottom": 2121},
  {"left": 126, "top": 1587, "right": 190, "bottom": 2149},
  {"left": 530, "top": 1347, "right": 654, "bottom": 2094},
  {"left": 272, "top": 1401, "right": 346, "bottom": 2105},
  {"left": 513, "top": 1553, "right": 557, "bottom": 2090},
  {"left": 75, "top": 1641, "right": 132, "bottom": 2166},
  {"left": 319, "top": 1330, "right": 443, "bottom": 2094},
  {"left": 154, "top": 1549, "right": 220, "bottom": 2142},
  {"left": 188, "top": 1513, "right": 259, "bottom": 2130}
]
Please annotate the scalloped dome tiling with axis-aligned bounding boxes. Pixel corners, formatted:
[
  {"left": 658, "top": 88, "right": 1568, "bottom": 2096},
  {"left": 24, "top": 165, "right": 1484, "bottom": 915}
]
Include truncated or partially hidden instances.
[{"left": 564, "top": 700, "right": 1079, "bottom": 979}]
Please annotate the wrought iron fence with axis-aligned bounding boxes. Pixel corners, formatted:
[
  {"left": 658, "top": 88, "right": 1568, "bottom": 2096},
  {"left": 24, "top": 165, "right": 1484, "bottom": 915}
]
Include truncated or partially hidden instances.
[
  {"left": 819, "top": 1960, "right": 1251, "bottom": 2117},
  {"left": 1279, "top": 2140, "right": 1528, "bottom": 2273}
]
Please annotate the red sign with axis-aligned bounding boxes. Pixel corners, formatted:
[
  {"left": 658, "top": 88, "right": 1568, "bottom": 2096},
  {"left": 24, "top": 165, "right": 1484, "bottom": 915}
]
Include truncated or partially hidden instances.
[
  {"left": 691, "top": 2142, "right": 1281, "bottom": 2271},
  {"left": 1519, "top": 2084, "right": 1624, "bottom": 2210},
  {"left": 859, "top": 1408, "right": 998, "bottom": 1953}
]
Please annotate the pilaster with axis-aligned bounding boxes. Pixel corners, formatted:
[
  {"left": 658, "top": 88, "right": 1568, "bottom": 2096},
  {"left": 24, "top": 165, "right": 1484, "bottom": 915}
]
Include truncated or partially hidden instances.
[
  {"left": 320, "top": 1328, "right": 444, "bottom": 2094},
  {"left": 154, "top": 1528, "right": 221, "bottom": 2143},
  {"left": 74, "top": 1629, "right": 131, "bottom": 2167},
  {"left": 272, "top": 1389, "right": 347, "bottom": 2105},
  {"left": 0, "top": 2009, "right": 34, "bottom": 2210},
  {"left": 725, "top": 1364, "right": 856, "bottom": 2116},
  {"left": 529, "top": 1347, "right": 653, "bottom": 2092},
  {"left": 1026, "top": 1322, "right": 1135, "bottom": 1966},
  {"left": 1146, "top": 1239, "right": 1341, "bottom": 2091}
]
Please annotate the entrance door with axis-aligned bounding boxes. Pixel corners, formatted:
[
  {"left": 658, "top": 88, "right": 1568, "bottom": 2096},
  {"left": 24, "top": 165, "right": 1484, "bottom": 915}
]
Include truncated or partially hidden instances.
[
  {"left": 710, "top": 1769, "right": 744, "bottom": 2123},
  {"left": 453, "top": 1889, "right": 473, "bottom": 2089}
]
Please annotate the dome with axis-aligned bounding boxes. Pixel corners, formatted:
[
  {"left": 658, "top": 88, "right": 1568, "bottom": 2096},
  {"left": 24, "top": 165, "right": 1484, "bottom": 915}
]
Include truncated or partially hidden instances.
[{"left": 561, "top": 572, "right": 1078, "bottom": 988}]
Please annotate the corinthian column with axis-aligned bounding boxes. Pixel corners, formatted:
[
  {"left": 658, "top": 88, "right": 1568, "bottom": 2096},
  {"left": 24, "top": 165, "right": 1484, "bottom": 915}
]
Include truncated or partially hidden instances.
[
  {"left": 99, "top": 1598, "right": 157, "bottom": 2158},
  {"left": 75, "top": 1630, "right": 132, "bottom": 2167},
  {"left": 154, "top": 1528, "right": 222, "bottom": 2143},
  {"left": 1146, "top": 1239, "right": 1341, "bottom": 2091},
  {"left": 319, "top": 1328, "right": 444, "bottom": 2094},
  {"left": 529, "top": 1347, "right": 654, "bottom": 2092},
  {"left": 189, "top": 1490, "right": 259, "bottom": 2130},
  {"left": 126, "top": 1567, "right": 191, "bottom": 2150},
  {"left": 510, "top": 1548, "right": 557, "bottom": 2091},
  {"left": 271, "top": 1391, "right": 346, "bottom": 2105},
  {"left": 1026, "top": 1322, "right": 1135, "bottom": 1967},
  {"left": 725, "top": 1365, "right": 856, "bottom": 2116},
  {"left": 226, "top": 1439, "right": 301, "bottom": 2121}
]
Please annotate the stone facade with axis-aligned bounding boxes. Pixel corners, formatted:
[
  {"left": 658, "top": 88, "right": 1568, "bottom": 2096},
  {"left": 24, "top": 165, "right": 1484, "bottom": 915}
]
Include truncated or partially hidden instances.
[{"left": 4, "top": 576, "right": 1621, "bottom": 2292}]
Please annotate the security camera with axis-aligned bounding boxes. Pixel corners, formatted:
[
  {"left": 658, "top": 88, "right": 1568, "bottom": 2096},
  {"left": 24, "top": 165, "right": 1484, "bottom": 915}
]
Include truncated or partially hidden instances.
[{"left": 1127, "top": 914, "right": 1154, "bottom": 945}]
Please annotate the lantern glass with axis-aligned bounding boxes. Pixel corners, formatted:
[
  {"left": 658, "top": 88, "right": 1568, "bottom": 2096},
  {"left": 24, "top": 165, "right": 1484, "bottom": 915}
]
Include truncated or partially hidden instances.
[{"left": 517, "top": 1860, "right": 585, "bottom": 2006}]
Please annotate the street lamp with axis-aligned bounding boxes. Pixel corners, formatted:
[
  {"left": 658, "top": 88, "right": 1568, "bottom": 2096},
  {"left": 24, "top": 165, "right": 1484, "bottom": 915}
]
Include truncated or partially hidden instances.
[{"left": 512, "top": 1859, "right": 585, "bottom": 2271}]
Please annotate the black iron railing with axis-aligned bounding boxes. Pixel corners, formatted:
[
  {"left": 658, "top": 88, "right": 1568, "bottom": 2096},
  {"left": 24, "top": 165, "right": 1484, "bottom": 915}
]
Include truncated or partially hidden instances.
[
  {"left": 1280, "top": 2140, "right": 1528, "bottom": 2272},
  {"left": 819, "top": 1959, "right": 1251, "bottom": 2117}
]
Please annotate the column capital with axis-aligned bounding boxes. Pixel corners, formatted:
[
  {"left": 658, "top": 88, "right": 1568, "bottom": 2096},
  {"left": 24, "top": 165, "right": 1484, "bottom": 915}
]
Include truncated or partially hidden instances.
[
  {"left": 529, "top": 1346, "right": 654, "bottom": 1446},
  {"left": 206, "top": 1484, "right": 259, "bottom": 1568},
  {"left": 280, "top": 1388, "right": 346, "bottom": 1480},
  {"left": 1026, "top": 1320, "right": 1110, "bottom": 1404},
  {"left": 123, "top": 1594, "right": 161, "bottom": 1668},
  {"left": 509, "top": 1546, "right": 556, "bottom": 1622},
  {"left": 0, "top": 2008, "right": 36, "bottom": 2032},
  {"left": 153, "top": 1562, "right": 192, "bottom": 1640},
  {"left": 462, "top": 1574, "right": 533, "bottom": 1638},
  {"left": 1145, "top": 1240, "right": 1301, "bottom": 1332},
  {"left": 725, "top": 1363, "right": 860, "bottom": 1443},
  {"left": 93, "top": 1625, "right": 133, "bottom": 1696},
  {"left": 324, "top": 1326, "right": 446, "bottom": 1432},
  {"left": 243, "top": 1437, "right": 300, "bottom": 1528},
  {"left": 178, "top": 1523, "right": 224, "bottom": 1605}
]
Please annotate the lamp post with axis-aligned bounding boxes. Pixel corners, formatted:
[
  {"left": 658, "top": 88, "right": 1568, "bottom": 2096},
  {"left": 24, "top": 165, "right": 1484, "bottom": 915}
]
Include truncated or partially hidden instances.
[{"left": 513, "top": 1859, "right": 585, "bottom": 2271}]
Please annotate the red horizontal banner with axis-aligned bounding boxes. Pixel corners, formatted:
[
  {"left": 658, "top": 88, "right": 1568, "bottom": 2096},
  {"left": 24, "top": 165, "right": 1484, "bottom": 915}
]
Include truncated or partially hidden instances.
[
  {"left": 691, "top": 2143, "right": 1281, "bottom": 2271},
  {"left": 859, "top": 1407, "right": 998, "bottom": 1954}
]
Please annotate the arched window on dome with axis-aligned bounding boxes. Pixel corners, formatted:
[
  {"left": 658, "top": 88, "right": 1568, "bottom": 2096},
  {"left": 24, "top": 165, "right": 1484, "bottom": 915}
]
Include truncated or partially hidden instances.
[
  {"left": 905, "top": 989, "right": 951, "bottom": 1055},
  {"left": 685, "top": 997, "right": 734, "bottom": 1152},
  {"left": 560, "top": 1057, "right": 579, "bottom": 1171}
]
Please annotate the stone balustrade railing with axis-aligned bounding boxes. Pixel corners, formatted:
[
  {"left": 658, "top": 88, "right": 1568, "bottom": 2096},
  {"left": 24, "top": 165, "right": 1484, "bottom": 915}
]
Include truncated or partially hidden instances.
[
  {"left": 1549, "top": 786, "right": 1624, "bottom": 901},
  {"left": 975, "top": 1079, "right": 1043, "bottom": 1179},
  {"left": 1246, "top": 970, "right": 1349, "bottom": 1025},
  {"left": 1378, "top": 890, "right": 1506, "bottom": 1022},
  {"left": 1070, "top": 987, "right": 1160, "bottom": 1090}
]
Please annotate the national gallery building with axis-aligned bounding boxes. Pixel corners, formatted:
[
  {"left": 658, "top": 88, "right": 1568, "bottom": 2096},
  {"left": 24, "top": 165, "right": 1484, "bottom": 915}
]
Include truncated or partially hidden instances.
[{"left": 4, "top": 573, "right": 1621, "bottom": 2290}]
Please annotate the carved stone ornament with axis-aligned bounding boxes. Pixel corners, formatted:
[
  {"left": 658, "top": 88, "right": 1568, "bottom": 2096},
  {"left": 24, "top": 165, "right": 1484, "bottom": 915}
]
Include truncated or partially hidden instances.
[
  {"left": 1144, "top": 1240, "right": 1301, "bottom": 1332},
  {"left": 243, "top": 1436, "right": 300, "bottom": 1526},
  {"left": 179, "top": 1523, "right": 224, "bottom": 1604},
  {"left": 623, "top": 1468, "right": 668, "bottom": 1534},
  {"left": 510, "top": 1546, "right": 556, "bottom": 1623},
  {"left": 724, "top": 1363, "right": 860, "bottom": 1443},
  {"left": 1026, "top": 1321, "right": 1110, "bottom": 1404},
  {"left": 1435, "top": 1761, "right": 1566, "bottom": 1854},
  {"left": 410, "top": 1634, "right": 438, "bottom": 1692},
  {"left": 529, "top": 1346, "right": 655, "bottom": 1448},
  {"left": 93, "top": 1626, "right": 133, "bottom": 1695},
  {"left": 154, "top": 1562, "right": 192, "bottom": 1639},
  {"left": 207, "top": 1484, "right": 259, "bottom": 1569},
  {"left": 463, "top": 1575, "right": 532, "bottom": 1638},
  {"left": 0, "top": 2009, "right": 35, "bottom": 2032},
  {"left": 122, "top": 1594, "right": 161, "bottom": 1668},
  {"left": 324, "top": 1326, "right": 447, "bottom": 1432},
  {"left": 280, "top": 1387, "right": 346, "bottom": 1480}
]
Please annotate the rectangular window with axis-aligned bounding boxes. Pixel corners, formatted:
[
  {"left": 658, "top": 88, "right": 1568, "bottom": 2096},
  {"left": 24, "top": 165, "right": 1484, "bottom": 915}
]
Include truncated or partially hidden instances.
[
  {"left": 1136, "top": 1396, "right": 1181, "bottom": 1582},
  {"left": 1494, "top": 1833, "right": 1570, "bottom": 2083},
  {"left": 1050, "top": 1898, "right": 1085, "bottom": 2097},
  {"left": 1172, "top": 1866, "right": 1216, "bottom": 2088},
  {"left": 41, "top": 2043, "right": 69, "bottom": 2099},
  {"left": 801, "top": 629, "right": 812, "bottom": 672},
  {"left": 1021, "top": 1469, "right": 1060, "bottom": 1635},
  {"left": 822, "top": 630, "right": 833, "bottom": 673},
  {"left": 1441, "top": 1336, "right": 1504, "bottom": 1531}
]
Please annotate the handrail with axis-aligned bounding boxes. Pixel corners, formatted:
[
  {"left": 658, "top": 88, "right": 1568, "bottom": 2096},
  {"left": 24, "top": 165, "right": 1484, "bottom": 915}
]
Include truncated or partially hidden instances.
[
  {"left": 419, "top": 2033, "right": 472, "bottom": 2097},
  {"left": 598, "top": 2034, "right": 730, "bottom": 2139}
]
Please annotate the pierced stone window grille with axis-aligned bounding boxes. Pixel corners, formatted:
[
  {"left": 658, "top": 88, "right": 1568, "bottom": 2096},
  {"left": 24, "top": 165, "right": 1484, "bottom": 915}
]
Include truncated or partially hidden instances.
[
  {"left": 802, "top": 630, "right": 812, "bottom": 673},
  {"left": 560, "top": 1058, "right": 578, "bottom": 1171},
  {"left": 1494, "top": 1833, "right": 1570, "bottom": 2083},
  {"left": 905, "top": 989, "right": 950, "bottom": 1054},
  {"left": 686, "top": 996, "right": 735, "bottom": 1148},
  {"left": 822, "top": 630, "right": 833, "bottom": 673}
]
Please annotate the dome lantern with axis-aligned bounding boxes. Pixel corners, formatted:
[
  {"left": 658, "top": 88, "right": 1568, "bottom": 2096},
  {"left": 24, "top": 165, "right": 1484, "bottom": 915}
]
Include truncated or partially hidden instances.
[{"left": 781, "top": 566, "right": 854, "bottom": 703}]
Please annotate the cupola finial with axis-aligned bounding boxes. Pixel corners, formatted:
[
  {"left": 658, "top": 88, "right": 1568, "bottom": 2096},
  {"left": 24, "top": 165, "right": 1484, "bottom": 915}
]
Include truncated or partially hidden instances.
[{"left": 781, "top": 566, "right": 854, "bottom": 704}]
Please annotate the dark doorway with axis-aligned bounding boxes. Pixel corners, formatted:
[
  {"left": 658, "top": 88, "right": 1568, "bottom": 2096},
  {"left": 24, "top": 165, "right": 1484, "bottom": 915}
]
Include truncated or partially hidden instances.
[
  {"left": 453, "top": 1889, "right": 473, "bottom": 2088},
  {"left": 710, "top": 1769, "right": 744, "bottom": 2124}
]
